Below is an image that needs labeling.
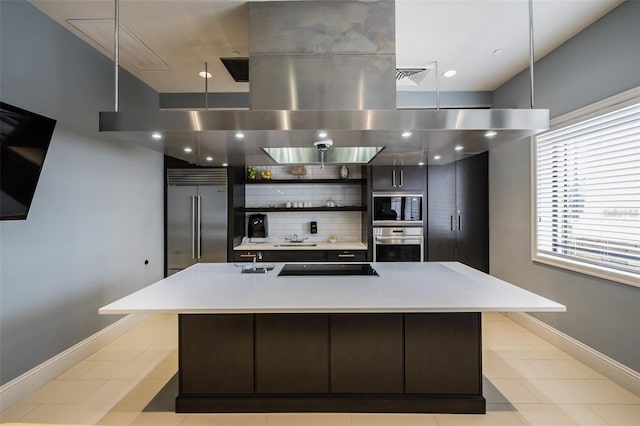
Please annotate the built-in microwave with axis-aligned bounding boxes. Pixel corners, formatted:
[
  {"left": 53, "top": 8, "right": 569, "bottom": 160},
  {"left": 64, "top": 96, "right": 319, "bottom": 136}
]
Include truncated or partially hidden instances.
[{"left": 372, "top": 192, "right": 423, "bottom": 226}]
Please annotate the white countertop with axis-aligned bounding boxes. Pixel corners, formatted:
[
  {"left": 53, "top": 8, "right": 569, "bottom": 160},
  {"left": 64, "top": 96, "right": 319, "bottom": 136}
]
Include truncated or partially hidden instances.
[
  {"left": 234, "top": 242, "right": 367, "bottom": 251},
  {"left": 99, "top": 262, "right": 565, "bottom": 315}
]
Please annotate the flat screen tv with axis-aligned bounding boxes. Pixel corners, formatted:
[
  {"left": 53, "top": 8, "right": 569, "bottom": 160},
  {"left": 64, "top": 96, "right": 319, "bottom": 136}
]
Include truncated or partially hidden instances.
[{"left": 1, "top": 102, "right": 56, "bottom": 220}]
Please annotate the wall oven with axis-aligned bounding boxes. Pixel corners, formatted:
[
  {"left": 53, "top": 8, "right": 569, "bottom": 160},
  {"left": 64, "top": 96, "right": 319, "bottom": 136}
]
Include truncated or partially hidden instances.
[
  {"left": 373, "top": 227, "right": 424, "bottom": 262},
  {"left": 372, "top": 192, "right": 423, "bottom": 226}
]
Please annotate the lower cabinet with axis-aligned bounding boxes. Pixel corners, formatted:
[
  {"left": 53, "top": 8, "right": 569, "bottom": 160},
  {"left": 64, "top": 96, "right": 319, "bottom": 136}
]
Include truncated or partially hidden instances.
[
  {"left": 256, "top": 314, "right": 329, "bottom": 393},
  {"left": 180, "top": 313, "right": 480, "bottom": 395},
  {"left": 330, "top": 314, "right": 404, "bottom": 393},
  {"left": 234, "top": 250, "right": 366, "bottom": 262},
  {"left": 179, "top": 314, "right": 254, "bottom": 394}
]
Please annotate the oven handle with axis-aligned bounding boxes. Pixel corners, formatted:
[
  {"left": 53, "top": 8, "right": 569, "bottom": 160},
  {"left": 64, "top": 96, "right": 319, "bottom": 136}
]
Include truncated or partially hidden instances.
[{"left": 375, "top": 236, "right": 422, "bottom": 240}]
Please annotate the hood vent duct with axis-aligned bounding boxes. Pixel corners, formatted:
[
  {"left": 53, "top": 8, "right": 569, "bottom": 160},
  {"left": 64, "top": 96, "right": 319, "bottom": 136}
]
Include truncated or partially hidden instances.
[{"left": 99, "top": 0, "right": 549, "bottom": 166}]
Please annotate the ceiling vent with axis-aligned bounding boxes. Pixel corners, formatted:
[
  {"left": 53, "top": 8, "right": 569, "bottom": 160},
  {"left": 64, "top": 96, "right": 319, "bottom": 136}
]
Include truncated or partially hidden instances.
[
  {"left": 68, "top": 19, "right": 170, "bottom": 71},
  {"left": 396, "top": 68, "right": 430, "bottom": 86},
  {"left": 220, "top": 57, "right": 249, "bottom": 82}
]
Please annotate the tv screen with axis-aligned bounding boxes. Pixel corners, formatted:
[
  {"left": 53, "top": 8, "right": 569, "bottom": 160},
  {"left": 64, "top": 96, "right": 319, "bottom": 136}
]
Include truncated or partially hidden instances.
[{"left": 1, "top": 102, "right": 56, "bottom": 220}]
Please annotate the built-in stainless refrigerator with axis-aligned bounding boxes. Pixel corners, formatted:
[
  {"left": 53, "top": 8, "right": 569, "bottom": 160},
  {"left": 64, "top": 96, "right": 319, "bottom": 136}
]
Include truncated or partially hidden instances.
[{"left": 167, "top": 168, "right": 227, "bottom": 275}]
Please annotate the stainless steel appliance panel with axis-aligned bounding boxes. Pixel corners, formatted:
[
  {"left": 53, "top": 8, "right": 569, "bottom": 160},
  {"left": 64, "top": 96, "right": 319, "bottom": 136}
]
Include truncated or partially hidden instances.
[
  {"left": 373, "top": 227, "right": 423, "bottom": 262},
  {"left": 198, "top": 185, "right": 228, "bottom": 263},
  {"left": 167, "top": 169, "right": 228, "bottom": 275},
  {"left": 167, "top": 185, "right": 198, "bottom": 270},
  {"left": 372, "top": 192, "right": 423, "bottom": 226}
]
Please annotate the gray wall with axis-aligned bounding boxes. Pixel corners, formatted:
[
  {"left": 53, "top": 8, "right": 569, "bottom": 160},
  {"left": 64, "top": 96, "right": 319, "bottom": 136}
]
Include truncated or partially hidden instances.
[
  {"left": 490, "top": 1, "right": 640, "bottom": 371},
  {"left": 0, "top": 1, "right": 164, "bottom": 384}
]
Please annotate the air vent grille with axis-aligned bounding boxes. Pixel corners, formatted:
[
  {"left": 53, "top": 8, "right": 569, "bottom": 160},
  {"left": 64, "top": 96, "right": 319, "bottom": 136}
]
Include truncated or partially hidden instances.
[{"left": 167, "top": 169, "right": 227, "bottom": 186}]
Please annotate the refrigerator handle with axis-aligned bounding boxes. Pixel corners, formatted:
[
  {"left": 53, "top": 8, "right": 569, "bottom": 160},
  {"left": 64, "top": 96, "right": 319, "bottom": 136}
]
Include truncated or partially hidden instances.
[
  {"left": 196, "top": 196, "right": 202, "bottom": 259},
  {"left": 191, "top": 196, "right": 197, "bottom": 259}
]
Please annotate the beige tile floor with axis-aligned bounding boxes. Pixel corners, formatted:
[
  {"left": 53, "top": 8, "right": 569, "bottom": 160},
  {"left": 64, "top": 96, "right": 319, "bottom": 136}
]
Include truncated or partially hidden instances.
[{"left": 1, "top": 312, "right": 638, "bottom": 425}]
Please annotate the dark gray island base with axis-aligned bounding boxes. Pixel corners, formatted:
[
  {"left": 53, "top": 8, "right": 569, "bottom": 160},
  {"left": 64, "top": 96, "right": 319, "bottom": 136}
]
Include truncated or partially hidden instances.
[{"left": 176, "top": 312, "right": 484, "bottom": 414}]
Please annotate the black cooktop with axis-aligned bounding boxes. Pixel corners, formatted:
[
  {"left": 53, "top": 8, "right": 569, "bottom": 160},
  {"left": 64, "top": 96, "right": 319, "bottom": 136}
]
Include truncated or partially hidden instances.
[{"left": 278, "top": 263, "right": 379, "bottom": 277}]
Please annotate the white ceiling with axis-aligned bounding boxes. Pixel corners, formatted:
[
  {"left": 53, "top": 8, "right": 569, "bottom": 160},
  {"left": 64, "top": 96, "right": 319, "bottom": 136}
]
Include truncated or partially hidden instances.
[{"left": 30, "top": 0, "right": 622, "bottom": 95}]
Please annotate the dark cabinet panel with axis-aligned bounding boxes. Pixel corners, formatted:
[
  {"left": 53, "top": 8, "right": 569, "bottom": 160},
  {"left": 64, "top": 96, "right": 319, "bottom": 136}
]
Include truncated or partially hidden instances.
[
  {"left": 263, "top": 250, "right": 326, "bottom": 262},
  {"left": 325, "top": 250, "right": 367, "bottom": 262},
  {"left": 371, "top": 166, "right": 425, "bottom": 191},
  {"left": 405, "top": 313, "right": 482, "bottom": 395},
  {"left": 427, "top": 153, "right": 488, "bottom": 272},
  {"left": 179, "top": 314, "right": 254, "bottom": 394},
  {"left": 427, "top": 162, "right": 457, "bottom": 261},
  {"left": 371, "top": 166, "right": 397, "bottom": 191},
  {"left": 456, "top": 153, "right": 489, "bottom": 273},
  {"left": 330, "top": 314, "right": 404, "bottom": 393},
  {"left": 256, "top": 314, "right": 329, "bottom": 393}
]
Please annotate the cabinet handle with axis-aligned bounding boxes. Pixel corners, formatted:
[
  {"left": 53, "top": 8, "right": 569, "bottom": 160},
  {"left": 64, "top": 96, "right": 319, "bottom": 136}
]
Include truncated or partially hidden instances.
[
  {"left": 338, "top": 254, "right": 356, "bottom": 258},
  {"left": 392, "top": 169, "right": 397, "bottom": 187},
  {"left": 239, "top": 254, "right": 256, "bottom": 258},
  {"left": 458, "top": 215, "right": 462, "bottom": 231},
  {"left": 399, "top": 169, "right": 404, "bottom": 188},
  {"left": 450, "top": 215, "right": 454, "bottom": 231}
]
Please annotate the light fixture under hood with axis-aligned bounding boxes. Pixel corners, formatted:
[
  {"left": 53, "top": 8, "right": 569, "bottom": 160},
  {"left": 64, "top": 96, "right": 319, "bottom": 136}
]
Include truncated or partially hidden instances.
[{"left": 262, "top": 146, "right": 385, "bottom": 165}]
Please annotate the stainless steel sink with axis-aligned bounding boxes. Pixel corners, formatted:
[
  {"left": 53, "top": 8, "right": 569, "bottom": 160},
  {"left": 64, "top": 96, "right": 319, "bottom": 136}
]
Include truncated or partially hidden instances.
[
  {"left": 273, "top": 243, "right": 318, "bottom": 247},
  {"left": 241, "top": 264, "right": 275, "bottom": 274}
]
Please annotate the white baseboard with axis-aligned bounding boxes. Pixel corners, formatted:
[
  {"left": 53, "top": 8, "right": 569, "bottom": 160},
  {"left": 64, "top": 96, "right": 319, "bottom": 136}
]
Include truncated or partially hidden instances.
[
  {"left": 506, "top": 312, "right": 640, "bottom": 397},
  {"left": 0, "top": 313, "right": 148, "bottom": 411}
]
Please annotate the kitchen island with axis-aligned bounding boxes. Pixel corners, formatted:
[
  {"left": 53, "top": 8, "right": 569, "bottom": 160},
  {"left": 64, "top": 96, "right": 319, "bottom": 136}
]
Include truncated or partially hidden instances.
[{"left": 100, "top": 262, "right": 565, "bottom": 414}]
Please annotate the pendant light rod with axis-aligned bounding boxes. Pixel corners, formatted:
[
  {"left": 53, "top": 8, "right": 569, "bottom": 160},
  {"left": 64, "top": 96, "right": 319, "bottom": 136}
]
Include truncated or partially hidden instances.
[
  {"left": 204, "top": 62, "right": 209, "bottom": 111},
  {"left": 528, "top": 0, "right": 535, "bottom": 108},
  {"left": 114, "top": 0, "right": 119, "bottom": 112},
  {"left": 434, "top": 60, "right": 440, "bottom": 110}
]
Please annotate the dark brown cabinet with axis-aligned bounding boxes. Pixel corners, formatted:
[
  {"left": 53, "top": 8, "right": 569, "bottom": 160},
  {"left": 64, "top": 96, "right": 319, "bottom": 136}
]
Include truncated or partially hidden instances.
[
  {"left": 427, "top": 153, "right": 488, "bottom": 272},
  {"left": 371, "top": 166, "right": 425, "bottom": 191},
  {"left": 255, "top": 314, "right": 329, "bottom": 393},
  {"left": 234, "top": 250, "right": 367, "bottom": 262},
  {"left": 179, "top": 314, "right": 254, "bottom": 394},
  {"left": 330, "top": 314, "right": 404, "bottom": 393},
  {"left": 325, "top": 250, "right": 367, "bottom": 262}
]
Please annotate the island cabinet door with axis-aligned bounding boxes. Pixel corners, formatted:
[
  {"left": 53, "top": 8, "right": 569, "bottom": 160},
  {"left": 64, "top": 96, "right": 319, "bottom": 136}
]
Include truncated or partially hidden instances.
[
  {"left": 404, "top": 313, "right": 482, "bottom": 395},
  {"left": 179, "top": 314, "right": 254, "bottom": 394},
  {"left": 330, "top": 314, "right": 404, "bottom": 393},
  {"left": 255, "top": 314, "right": 329, "bottom": 393}
]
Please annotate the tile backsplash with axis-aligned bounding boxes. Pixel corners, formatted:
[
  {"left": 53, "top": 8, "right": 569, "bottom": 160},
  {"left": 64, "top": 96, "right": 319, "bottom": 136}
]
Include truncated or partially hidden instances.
[{"left": 244, "top": 165, "right": 363, "bottom": 243}]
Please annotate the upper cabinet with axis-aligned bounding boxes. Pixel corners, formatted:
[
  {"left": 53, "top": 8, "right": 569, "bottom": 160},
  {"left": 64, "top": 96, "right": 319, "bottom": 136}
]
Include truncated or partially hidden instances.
[{"left": 371, "top": 166, "right": 426, "bottom": 191}]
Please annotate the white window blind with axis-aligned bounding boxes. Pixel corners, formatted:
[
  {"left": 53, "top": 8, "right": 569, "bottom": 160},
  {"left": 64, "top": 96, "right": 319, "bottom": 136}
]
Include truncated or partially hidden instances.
[{"left": 535, "top": 102, "right": 640, "bottom": 281}]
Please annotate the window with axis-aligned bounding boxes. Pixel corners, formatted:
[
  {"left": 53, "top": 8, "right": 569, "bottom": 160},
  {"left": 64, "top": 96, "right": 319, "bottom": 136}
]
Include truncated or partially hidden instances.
[{"left": 533, "top": 90, "right": 640, "bottom": 287}]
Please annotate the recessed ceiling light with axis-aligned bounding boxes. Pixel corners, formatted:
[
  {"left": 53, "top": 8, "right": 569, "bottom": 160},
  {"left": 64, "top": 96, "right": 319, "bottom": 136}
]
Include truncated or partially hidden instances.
[
  {"left": 493, "top": 49, "right": 504, "bottom": 55},
  {"left": 434, "top": 155, "right": 441, "bottom": 160},
  {"left": 205, "top": 156, "right": 213, "bottom": 162},
  {"left": 184, "top": 147, "right": 193, "bottom": 153},
  {"left": 418, "top": 161, "right": 425, "bottom": 166},
  {"left": 485, "top": 130, "right": 497, "bottom": 137},
  {"left": 454, "top": 145, "right": 464, "bottom": 151},
  {"left": 151, "top": 132, "right": 162, "bottom": 140},
  {"left": 318, "top": 131, "right": 328, "bottom": 138},
  {"left": 198, "top": 71, "right": 212, "bottom": 79},
  {"left": 443, "top": 70, "right": 457, "bottom": 78},
  {"left": 401, "top": 131, "right": 412, "bottom": 138},
  {"left": 235, "top": 132, "right": 245, "bottom": 139},
  {"left": 222, "top": 163, "right": 229, "bottom": 167}
]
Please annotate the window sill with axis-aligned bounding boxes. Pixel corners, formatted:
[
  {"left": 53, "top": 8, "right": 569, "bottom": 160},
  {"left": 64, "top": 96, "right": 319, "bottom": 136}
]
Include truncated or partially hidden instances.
[{"left": 532, "top": 253, "right": 640, "bottom": 288}]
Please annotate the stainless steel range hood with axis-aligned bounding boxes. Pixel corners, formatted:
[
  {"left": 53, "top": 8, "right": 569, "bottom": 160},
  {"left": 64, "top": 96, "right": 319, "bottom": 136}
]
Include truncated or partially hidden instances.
[{"left": 98, "top": 0, "right": 549, "bottom": 166}]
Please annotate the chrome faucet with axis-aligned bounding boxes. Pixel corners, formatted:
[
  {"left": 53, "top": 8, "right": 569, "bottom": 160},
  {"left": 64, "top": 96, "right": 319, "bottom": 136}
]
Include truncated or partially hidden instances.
[{"left": 285, "top": 233, "right": 308, "bottom": 243}]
